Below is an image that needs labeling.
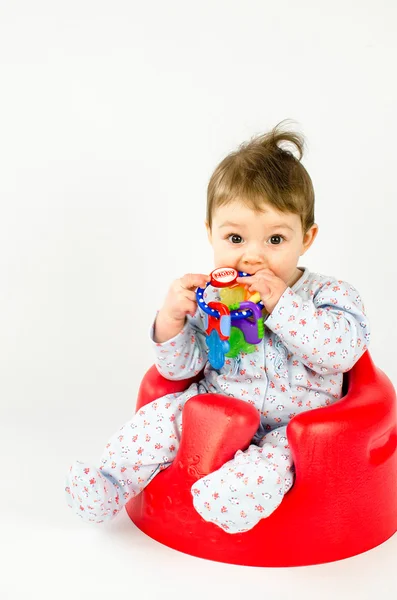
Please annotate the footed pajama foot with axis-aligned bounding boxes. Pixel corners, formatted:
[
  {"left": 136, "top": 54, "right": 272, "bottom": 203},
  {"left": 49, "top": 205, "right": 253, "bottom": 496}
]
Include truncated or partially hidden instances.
[
  {"left": 191, "top": 446, "right": 286, "bottom": 534},
  {"left": 65, "top": 461, "right": 122, "bottom": 523}
]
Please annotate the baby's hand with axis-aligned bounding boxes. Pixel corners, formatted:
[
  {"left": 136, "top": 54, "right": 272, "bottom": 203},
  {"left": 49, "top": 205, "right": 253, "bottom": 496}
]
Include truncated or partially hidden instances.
[
  {"left": 161, "top": 273, "right": 211, "bottom": 323},
  {"left": 236, "top": 269, "right": 288, "bottom": 314}
]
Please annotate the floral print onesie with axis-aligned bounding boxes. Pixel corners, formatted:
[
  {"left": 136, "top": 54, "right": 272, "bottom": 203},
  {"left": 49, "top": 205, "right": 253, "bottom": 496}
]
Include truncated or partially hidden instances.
[{"left": 65, "top": 266, "right": 370, "bottom": 533}]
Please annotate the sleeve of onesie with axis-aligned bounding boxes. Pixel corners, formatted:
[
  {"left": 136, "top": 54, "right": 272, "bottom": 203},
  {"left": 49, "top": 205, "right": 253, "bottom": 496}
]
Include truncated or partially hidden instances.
[
  {"left": 265, "top": 278, "right": 371, "bottom": 375},
  {"left": 149, "top": 307, "right": 208, "bottom": 380}
]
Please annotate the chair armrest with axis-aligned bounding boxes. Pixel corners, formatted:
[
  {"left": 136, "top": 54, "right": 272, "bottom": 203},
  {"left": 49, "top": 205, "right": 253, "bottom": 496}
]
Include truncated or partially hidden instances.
[
  {"left": 287, "top": 351, "right": 397, "bottom": 480},
  {"left": 135, "top": 367, "right": 260, "bottom": 479},
  {"left": 173, "top": 393, "right": 260, "bottom": 479},
  {"left": 136, "top": 365, "right": 204, "bottom": 410}
]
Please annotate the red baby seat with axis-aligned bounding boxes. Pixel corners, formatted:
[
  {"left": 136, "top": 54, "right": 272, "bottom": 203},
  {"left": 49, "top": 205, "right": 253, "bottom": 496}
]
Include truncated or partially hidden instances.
[{"left": 126, "top": 351, "right": 397, "bottom": 567}]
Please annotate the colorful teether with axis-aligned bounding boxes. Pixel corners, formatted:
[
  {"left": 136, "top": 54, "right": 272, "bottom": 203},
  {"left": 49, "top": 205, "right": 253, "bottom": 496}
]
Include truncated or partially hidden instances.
[
  {"left": 209, "top": 267, "right": 238, "bottom": 288},
  {"left": 196, "top": 267, "right": 265, "bottom": 369},
  {"left": 204, "top": 302, "right": 231, "bottom": 370}
]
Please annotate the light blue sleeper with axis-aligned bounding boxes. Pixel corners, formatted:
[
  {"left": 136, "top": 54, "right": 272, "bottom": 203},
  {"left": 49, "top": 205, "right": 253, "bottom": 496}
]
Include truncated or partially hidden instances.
[{"left": 65, "top": 266, "right": 370, "bottom": 533}]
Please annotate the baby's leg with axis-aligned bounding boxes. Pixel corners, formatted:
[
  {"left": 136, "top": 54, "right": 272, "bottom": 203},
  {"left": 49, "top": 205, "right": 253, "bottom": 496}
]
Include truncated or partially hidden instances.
[
  {"left": 65, "top": 384, "right": 199, "bottom": 523},
  {"left": 191, "top": 425, "right": 294, "bottom": 534}
]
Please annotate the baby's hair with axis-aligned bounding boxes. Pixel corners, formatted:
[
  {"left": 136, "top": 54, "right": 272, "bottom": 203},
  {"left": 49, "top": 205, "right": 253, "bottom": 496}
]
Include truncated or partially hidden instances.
[{"left": 206, "top": 119, "right": 315, "bottom": 234}]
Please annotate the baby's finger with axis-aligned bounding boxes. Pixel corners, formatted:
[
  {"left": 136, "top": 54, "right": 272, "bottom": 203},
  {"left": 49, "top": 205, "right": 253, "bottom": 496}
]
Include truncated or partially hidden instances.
[
  {"left": 259, "top": 268, "right": 276, "bottom": 275},
  {"left": 239, "top": 268, "right": 274, "bottom": 277},
  {"left": 257, "top": 283, "right": 272, "bottom": 297},
  {"left": 180, "top": 273, "right": 211, "bottom": 290},
  {"left": 248, "top": 269, "right": 277, "bottom": 281},
  {"left": 237, "top": 275, "right": 256, "bottom": 285},
  {"left": 180, "top": 289, "right": 197, "bottom": 303},
  {"left": 180, "top": 295, "right": 199, "bottom": 318}
]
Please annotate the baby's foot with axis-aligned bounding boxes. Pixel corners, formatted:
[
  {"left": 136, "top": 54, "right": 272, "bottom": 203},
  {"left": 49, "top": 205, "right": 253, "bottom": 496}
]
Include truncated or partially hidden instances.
[
  {"left": 65, "top": 461, "right": 121, "bottom": 524},
  {"left": 191, "top": 449, "right": 284, "bottom": 534}
]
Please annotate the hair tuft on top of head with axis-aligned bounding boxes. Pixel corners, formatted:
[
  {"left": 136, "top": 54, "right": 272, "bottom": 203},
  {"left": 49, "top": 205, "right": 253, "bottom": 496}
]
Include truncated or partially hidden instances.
[
  {"left": 206, "top": 119, "right": 315, "bottom": 234},
  {"left": 240, "top": 119, "right": 305, "bottom": 162}
]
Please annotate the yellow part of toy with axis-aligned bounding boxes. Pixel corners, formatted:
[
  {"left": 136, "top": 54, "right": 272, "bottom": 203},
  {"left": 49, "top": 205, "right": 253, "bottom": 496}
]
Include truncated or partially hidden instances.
[
  {"left": 219, "top": 284, "right": 245, "bottom": 307},
  {"left": 219, "top": 284, "right": 261, "bottom": 307},
  {"left": 247, "top": 291, "right": 261, "bottom": 303}
]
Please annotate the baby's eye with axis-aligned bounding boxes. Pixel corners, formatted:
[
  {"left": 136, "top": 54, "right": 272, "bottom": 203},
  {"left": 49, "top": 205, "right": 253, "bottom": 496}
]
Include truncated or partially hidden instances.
[
  {"left": 227, "top": 234, "right": 244, "bottom": 244},
  {"left": 267, "top": 235, "right": 285, "bottom": 245}
]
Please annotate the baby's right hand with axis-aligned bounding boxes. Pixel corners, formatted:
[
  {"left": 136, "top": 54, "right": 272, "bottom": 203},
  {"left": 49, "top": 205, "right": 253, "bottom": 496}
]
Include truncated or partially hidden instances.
[{"left": 160, "top": 273, "right": 211, "bottom": 323}]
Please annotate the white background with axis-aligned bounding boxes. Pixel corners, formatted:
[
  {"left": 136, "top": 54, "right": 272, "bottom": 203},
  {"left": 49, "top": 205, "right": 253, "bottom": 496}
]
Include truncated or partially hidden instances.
[{"left": 1, "top": 1, "right": 396, "bottom": 598}]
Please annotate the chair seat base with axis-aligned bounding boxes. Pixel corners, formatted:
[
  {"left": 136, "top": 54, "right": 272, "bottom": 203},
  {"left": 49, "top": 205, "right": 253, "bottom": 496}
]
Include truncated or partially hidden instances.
[
  {"left": 126, "top": 466, "right": 397, "bottom": 567},
  {"left": 130, "top": 354, "right": 397, "bottom": 567}
]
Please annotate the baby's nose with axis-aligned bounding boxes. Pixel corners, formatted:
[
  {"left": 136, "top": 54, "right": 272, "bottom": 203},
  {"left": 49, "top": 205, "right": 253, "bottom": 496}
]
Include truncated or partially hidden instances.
[
  {"left": 243, "top": 251, "right": 265, "bottom": 265},
  {"left": 243, "top": 242, "right": 266, "bottom": 261}
]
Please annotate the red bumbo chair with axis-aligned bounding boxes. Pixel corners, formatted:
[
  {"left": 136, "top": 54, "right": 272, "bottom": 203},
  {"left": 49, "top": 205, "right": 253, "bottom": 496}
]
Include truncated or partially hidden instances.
[{"left": 126, "top": 351, "right": 397, "bottom": 567}]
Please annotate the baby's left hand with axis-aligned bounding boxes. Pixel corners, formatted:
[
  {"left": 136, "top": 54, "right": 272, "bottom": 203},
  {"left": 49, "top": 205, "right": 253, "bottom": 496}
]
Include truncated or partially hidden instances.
[{"left": 236, "top": 269, "right": 288, "bottom": 314}]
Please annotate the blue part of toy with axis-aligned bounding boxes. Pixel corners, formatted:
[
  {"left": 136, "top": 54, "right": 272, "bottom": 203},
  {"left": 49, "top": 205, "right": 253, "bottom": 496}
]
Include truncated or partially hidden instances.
[
  {"left": 220, "top": 314, "right": 231, "bottom": 337},
  {"left": 206, "top": 329, "right": 230, "bottom": 370}
]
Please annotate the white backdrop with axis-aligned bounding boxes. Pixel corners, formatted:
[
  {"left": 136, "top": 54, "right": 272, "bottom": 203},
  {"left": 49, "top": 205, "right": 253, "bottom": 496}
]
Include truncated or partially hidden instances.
[{"left": 1, "top": 1, "right": 396, "bottom": 599}]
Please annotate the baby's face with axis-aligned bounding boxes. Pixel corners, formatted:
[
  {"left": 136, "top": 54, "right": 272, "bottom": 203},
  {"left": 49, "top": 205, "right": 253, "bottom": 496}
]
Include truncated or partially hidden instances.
[{"left": 207, "top": 201, "right": 317, "bottom": 288}]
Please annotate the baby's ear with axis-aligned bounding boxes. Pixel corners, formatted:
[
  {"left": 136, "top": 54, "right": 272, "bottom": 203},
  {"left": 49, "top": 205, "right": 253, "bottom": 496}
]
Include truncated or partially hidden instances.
[{"left": 301, "top": 223, "right": 319, "bottom": 254}]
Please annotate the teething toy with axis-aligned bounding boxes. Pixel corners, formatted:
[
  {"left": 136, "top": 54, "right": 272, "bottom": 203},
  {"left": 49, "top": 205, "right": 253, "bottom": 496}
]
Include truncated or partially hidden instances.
[{"left": 196, "top": 267, "right": 265, "bottom": 369}]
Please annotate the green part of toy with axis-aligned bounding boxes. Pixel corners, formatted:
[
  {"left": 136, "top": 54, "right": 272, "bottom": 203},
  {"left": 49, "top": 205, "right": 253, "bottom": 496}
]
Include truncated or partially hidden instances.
[
  {"left": 229, "top": 302, "right": 241, "bottom": 311},
  {"left": 225, "top": 327, "right": 256, "bottom": 358},
  {"left": 257, "top": 317, "right": 264, "bottom": 340}
]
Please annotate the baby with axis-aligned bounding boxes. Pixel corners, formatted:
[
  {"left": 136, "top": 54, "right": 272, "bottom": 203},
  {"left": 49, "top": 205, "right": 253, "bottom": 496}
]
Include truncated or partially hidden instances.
[{"left": 65, "top": 122, "right": 370, "bottom": 533}]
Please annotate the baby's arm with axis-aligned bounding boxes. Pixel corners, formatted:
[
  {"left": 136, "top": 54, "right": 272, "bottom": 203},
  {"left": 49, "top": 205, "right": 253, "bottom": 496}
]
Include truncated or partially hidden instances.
[
  {"left": 149, "top": 272, "right": 211, "bottom": 381},
  {"left": 265, "top": 278, "right": 370, "bottom": 375},
  {"left": 150, "top": 308, "right": 208, "bottom": 380}
]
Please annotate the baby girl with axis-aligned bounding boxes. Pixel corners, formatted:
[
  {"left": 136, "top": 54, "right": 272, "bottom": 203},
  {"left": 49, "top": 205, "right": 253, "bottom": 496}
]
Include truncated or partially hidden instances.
[{"left": 65, "top": 122, "right": 370, "bottom": 533}]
